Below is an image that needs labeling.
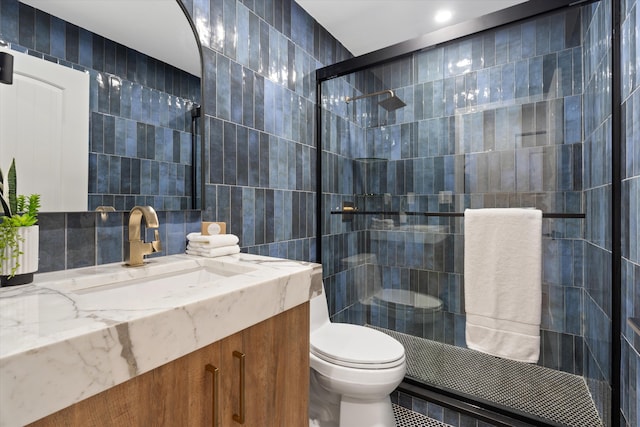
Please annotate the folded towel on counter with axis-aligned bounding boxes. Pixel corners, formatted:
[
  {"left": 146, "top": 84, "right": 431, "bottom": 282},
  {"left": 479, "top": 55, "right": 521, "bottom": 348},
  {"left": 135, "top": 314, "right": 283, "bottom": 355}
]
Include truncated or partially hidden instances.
[
  {"left": 186, "top": 233, "right": 239, "bottom": 248},
  {"left": 464, "top": 208, "right": 542, "bottom": 363},
  {"left": 186, "top": 245, "right": 240, "bottom": 258}
]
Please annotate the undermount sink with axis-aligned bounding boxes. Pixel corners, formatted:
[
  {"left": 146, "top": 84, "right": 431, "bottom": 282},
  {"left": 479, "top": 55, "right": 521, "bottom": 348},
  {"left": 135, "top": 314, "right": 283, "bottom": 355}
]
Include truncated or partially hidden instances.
[
  {"left": 73, "top": 265, "right": 239, "bottom": 295},
  {"left": 52, "top": 257, "right": 258, "bottom": 295}
]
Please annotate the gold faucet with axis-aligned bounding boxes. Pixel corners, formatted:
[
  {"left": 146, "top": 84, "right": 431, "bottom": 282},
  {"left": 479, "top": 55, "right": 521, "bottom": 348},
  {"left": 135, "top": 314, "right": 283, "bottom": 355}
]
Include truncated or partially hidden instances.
[{"left": 126, "top": 206, "right": 162, "bottom": 267}]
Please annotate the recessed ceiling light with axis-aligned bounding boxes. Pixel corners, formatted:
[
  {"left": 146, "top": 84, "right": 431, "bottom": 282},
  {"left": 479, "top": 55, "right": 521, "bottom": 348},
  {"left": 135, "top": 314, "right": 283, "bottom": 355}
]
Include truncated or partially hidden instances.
[{"left": 434, "top": 9, "right": 453, "bottom": 23}]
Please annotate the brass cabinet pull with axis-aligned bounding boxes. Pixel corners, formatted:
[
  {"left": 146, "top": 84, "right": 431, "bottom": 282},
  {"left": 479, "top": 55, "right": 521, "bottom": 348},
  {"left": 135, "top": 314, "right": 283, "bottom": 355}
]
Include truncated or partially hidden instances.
[
  {"left": 232, "top": 351, "right": 246, "bottom": 424},
  {"left": 205, "top": 364, "right": 219, "bottom": 427}
]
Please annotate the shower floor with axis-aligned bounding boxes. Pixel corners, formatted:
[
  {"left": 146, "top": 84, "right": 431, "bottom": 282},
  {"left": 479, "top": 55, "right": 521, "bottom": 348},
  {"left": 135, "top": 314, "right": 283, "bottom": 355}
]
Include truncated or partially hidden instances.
[
  {"left": 393, "top": 404, "right": 449, "bottom": 427},
  {"left": 372, "top": 327, "right": 603, "bottom": 427}
]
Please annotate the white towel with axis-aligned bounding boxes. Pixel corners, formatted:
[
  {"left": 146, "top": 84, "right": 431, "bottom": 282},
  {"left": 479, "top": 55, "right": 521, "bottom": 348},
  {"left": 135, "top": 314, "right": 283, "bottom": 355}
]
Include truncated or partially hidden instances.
[
  {"left": 186, "top": 245, "right": 240, "bottom": 257},
  {"left": 186, "top": 233, "right": 239, "bottom": 248},
  {"left": 464, "top": 208, "right": 542, "bottom": 363}
]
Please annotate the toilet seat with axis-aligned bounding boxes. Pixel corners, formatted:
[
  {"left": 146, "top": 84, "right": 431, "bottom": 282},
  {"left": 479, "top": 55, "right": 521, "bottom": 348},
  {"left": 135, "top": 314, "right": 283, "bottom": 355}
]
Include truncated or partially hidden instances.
[{"left": 310, "top": 324, "right": 405, "bottom": 369}]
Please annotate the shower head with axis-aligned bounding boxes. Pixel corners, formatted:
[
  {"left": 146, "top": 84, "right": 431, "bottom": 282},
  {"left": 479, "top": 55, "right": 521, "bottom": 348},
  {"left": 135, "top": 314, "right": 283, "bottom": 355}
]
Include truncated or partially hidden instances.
[
  {"left": 345, "top": 89, "right": 406, "bottom": 112},
  {"left": 378, "top": 95, "right": 406, "bottom": 111}
]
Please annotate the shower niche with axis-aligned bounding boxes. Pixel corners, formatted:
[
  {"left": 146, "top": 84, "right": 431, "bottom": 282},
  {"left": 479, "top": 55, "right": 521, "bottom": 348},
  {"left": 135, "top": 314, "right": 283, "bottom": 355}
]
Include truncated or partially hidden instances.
[{"left": 352, "top": 157, "right": 389, "bottom": 218}]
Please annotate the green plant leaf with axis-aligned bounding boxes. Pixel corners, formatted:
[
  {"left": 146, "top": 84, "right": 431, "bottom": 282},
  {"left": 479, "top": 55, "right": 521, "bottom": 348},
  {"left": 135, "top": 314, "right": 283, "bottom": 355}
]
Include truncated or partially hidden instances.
[
  {"left": 0, "top": 193, "right": 9, "bottom": 217},
  {"left": 8, "top": 159, "right": 17, "bottom": 216},
  {"left": 27, "top": 194, "right": 40, "bottom": 219},
  {"left": 0, "top": 168, "right": 10, "bottom": 217},
  {"left": 16, "top": 195, "right": 25, "bottom": 213},
  {"left": 0, "top": 216, "right": 24, "bottom": 278},
  {"left": 0, "top": 160, "right": 40, "bottom": 277}
]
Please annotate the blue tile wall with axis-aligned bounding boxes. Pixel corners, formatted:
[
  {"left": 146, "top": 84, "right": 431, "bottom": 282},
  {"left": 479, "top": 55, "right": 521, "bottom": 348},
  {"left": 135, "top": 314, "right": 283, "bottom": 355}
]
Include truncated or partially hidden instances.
[
  {"left": 36, "top": 210, "right": 201, "bottom": 272},
  {"left": 321, "top": 6, "right": 589, "bottom": 377},
  {"left": 178, "top": 0, "right": 351, "bottom": 262},
  {"left": 0, "top": 0, "right": 201, "bottom": 212},
  {"left": 621, "top": 0, "right": 640, "bottom": 426}
]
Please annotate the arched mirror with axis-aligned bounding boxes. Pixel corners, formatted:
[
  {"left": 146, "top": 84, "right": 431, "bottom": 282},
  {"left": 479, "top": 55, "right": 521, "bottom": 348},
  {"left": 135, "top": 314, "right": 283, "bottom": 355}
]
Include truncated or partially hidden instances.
[{"left": 0, "top": 0, "right": 202, "bottom": 212}]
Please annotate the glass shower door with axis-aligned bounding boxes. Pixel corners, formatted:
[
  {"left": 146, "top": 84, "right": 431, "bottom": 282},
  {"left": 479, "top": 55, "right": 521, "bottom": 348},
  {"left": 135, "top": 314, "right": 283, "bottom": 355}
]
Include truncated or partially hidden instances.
[{"left": 319, "top": 2, "right": 611, "bottom": 425}]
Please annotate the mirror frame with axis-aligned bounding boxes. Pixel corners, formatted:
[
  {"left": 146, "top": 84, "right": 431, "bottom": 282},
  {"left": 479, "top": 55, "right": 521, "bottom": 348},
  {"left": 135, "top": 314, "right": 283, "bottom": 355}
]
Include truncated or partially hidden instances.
[{"left": 176, "top": 0, "right": 205, "bottom": 212}]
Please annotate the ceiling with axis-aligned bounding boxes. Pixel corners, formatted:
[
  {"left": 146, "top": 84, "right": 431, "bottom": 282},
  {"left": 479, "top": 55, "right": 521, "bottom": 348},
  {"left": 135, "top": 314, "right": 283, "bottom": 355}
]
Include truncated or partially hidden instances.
[
  {"left": 18, "top": 0, "right": 530, "bottom": 77},
  {"left": 295, "top": 0, "right": 529, "bottom": 56}
]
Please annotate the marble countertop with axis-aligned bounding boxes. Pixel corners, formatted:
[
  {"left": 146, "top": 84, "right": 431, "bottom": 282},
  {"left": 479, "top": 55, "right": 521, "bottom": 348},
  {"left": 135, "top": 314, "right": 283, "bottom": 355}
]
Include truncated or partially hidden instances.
[{"left": 0, "top": 253, "right": 322, "bottom": 427}]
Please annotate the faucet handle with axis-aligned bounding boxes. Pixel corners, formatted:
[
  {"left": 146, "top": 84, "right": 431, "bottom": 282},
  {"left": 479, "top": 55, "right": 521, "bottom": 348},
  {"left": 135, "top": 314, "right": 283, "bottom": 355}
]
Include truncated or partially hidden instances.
[{"left": 152, "top": 229, "right": 162, "bottom": 252}]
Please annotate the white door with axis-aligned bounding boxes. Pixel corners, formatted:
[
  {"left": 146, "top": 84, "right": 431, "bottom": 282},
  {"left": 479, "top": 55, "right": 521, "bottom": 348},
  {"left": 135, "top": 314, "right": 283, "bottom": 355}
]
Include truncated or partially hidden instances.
[{"left": 0, "top": 46, "right": 89, "bottom": 212}]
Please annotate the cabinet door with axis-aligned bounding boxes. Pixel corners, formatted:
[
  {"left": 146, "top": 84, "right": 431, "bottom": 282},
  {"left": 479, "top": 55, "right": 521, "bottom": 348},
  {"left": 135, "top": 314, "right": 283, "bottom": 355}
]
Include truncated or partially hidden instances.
[
  {"left": 214, "top": 302, "right": 310, "bottom": 426},
  {"left": 242, "top": 302, "right": 310, "bottom": 426},
  {"left": 28, "top": 339, "right": 222, "bottom": 427},
  {"left": 154, "top": 337, "right": 222, "bottom": 426}
]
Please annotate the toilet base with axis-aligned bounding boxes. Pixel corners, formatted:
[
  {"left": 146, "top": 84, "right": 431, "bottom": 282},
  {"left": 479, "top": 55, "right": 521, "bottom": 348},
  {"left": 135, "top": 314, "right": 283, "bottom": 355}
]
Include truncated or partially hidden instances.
[
  {"left": 309, "top": 369, "right": 340, "bottom": 427},
  {"left": 310, "top": 369, "right": 397, "bottom": 427},
  {"left": 340, "top": 396, "right": 396, "bottom": 427}
]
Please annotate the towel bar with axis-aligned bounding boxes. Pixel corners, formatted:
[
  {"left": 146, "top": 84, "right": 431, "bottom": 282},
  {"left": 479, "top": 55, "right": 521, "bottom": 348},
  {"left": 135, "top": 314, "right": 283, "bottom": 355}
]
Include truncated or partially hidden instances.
[{"left": 330, "top": 211, "right": 586, "bottom": 219}]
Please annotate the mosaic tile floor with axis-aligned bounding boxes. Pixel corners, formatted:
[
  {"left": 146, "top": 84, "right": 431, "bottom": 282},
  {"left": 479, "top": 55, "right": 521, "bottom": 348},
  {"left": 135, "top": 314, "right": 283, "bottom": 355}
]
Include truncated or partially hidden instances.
[
  {"left": 393, "top": 404, "right": 450, "bottom": 427},
  {"left": 375, "top": 327, "right": 603, "bottom": 427}
]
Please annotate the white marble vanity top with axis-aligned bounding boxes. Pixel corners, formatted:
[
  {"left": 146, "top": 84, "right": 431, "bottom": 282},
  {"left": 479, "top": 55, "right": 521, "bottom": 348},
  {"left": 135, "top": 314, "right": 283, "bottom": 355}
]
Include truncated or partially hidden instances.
[{"left": 0, "top": 253, "right": 322, "bottom": 427}]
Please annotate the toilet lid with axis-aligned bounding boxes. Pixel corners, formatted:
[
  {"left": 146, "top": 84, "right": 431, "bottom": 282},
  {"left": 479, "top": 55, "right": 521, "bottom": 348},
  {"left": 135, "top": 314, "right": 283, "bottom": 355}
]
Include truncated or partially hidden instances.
[{"left": 310, "top": 324, "right": 405, "bottom": 369}]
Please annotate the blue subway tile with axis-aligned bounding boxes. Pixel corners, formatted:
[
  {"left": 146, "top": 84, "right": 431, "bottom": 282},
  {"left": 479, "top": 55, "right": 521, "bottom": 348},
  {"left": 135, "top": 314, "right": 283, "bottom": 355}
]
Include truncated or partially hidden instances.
[
  {"left": 37, "top": 213, "right": 66, "bottom": 273},
  {"left": 502, "top": 63, "right": 515, "bottom": 101},
  {"left": 236, "top": 126, "right": 249, "bottom": 186},
  {"left": 495, "top": 28, "right": 509, "bottom": 65},
  {"left": 508, "top": 25, "right": 522, "bottom": 62},
  {"left": 223, "top": 121, "right": 237, "bottom": 185},
  {"left": 515, "top": 59, "right": 529, "bottom": 99},
  {"left": 550, "top": 12, "right": 565, "bottom": 53},
  {"left": 66, "top": 213, "right": 96, "bottom": 269},
  {"left": 565, "top": 95, "right": 582, "bottom": 144},
  {"left": 536, "top": 16, "right": 550, "bottom": 55},
  {"left": 18, "top": 2, "right": 35, "bottom": 49},
  {"left": 34, "top": 9, "right": 50, "bottom": 54},
  {"left": 1, "top": 0, "right": 19, "bottom": 44},
  {"left": 529, "top": 55, "right": 543, "bottom": 97}
]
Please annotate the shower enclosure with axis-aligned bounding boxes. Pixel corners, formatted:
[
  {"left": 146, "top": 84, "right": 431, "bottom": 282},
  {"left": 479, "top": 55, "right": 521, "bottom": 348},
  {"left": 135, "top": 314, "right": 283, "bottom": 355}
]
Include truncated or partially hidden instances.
[{"left": 317, "top": 1, "right": 616, "bottom": 426}]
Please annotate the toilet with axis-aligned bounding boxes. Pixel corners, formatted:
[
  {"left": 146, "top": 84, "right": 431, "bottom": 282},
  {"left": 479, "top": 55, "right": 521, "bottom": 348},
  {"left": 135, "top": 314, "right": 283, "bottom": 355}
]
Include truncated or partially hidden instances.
[{"left": 309, "top": 284, "right": 406, "bottom": 427}]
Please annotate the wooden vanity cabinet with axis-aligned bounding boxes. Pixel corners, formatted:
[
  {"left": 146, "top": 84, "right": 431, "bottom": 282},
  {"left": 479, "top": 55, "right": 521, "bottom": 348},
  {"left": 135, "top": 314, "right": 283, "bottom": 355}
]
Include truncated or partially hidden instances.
[{"left": 29, "top": 302, "right": 309, "bottom": 427}]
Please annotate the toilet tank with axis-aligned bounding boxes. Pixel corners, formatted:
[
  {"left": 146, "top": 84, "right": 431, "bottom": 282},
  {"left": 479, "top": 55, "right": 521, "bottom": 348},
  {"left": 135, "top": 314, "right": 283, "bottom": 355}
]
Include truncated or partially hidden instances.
[{"left": 310, "top": 283, "right": 331, "bottom": 332}]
